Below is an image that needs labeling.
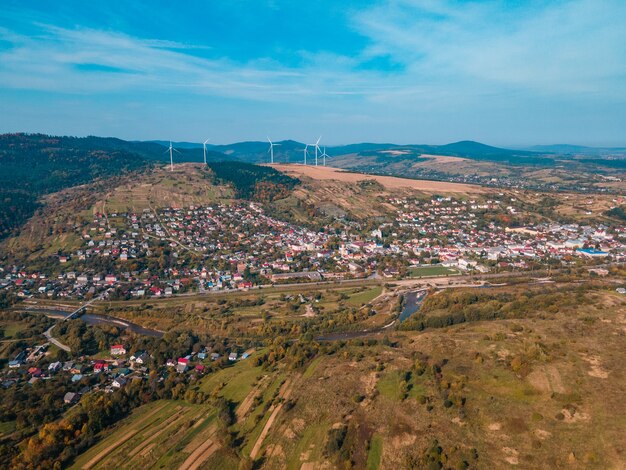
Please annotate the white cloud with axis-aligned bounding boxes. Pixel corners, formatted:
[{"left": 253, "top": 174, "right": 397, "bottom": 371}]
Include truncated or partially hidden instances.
[{"left": 352, "top": 0, "right": 626, "bottom": 98}]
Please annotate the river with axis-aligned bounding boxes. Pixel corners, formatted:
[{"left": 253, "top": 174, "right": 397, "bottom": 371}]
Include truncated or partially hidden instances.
[
  {"left": 398, "top": 289, "right": 427, "bottom": 322},
  {"left": 21, "top": 308, "right": 164, "bottom": 338}
]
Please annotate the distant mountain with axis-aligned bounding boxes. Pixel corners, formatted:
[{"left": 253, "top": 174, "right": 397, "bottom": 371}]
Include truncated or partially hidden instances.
[
  {"left": 436, "top": 140, "right": 536, "bottom": 157},
  {"left": 148, "top": 140, "right": 204, "bottom": 149},
  {"left": 523, "top": 144, "right": 626, "bottom": 155}
]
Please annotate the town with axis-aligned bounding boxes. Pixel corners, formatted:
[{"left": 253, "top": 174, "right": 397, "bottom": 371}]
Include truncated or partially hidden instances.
[{"left": 2, "top": 195, "right": 624, "bottom": 301}]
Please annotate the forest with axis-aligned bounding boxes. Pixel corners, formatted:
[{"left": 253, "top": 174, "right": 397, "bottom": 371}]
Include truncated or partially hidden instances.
[
  {"left": 206, "top": 161, "right": 300, "bottom": 201},
  {"left": 0, "top": 134, "right": 155, "bottom": 239}
]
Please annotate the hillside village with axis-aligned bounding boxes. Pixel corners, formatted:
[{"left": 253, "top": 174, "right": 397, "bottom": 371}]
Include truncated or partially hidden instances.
[{"left": 1, "top": 195, "right": 625, "bottom": 300}]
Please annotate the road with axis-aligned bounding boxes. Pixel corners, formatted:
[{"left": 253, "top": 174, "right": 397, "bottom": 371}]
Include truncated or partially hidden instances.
[{"left": 42, "top": 294, "right": 105, "bottom": 352}]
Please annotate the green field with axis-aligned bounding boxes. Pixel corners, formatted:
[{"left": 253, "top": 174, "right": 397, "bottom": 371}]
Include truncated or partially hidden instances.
[
  {"left": 70, "top": 400, "right": 218, "bottom": 470},
  {"left": 366, "top": 434, "right": 383, "bottom": 470},
  {"left": 0, "top": 420, "right": 16, "bottom": 437},
  {"left": 408, "top": 266, "right": 460, "bottom": 277},
  {"left": 346, "top": 286, "right": 383, "bottom": 306}
]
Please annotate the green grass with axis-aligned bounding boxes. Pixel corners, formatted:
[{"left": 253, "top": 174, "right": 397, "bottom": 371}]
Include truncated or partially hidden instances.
[
  {"left": 302, "top": 356, "right": 323, "bottom": 379},
  {"left": 376, "top": 370, "right": 408, "bottom": 401},
  {"left": 70, "top": 400, "right": 219, "bottom": 470},
  {"left": 408, "top": 266, "right": 460, "bottom": 277},
  {"left": 366, "top": 434, "right": 383, "bottom": 470},
  {"left": 346, "top": 286, "right": 383, "bottom": 306},
  {"left": 0, "top": 322, "right": 27, "bottom": 339},
  {"left": 0, "top": 420, "right": 16, "bottom": 437},
  {"left": 199, "top": 358, "right": 262, "bottom": 404},
  {"left": 286, "top": 420, "right": 329, "bottom": 470},
  {"left": 376, "top": 369, "right": 426, "bottom": 401}
]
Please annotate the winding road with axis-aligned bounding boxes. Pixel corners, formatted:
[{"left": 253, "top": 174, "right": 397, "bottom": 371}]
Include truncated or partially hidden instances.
[{"left": 43, "top": 294, "right": 105, "bottom": 352}]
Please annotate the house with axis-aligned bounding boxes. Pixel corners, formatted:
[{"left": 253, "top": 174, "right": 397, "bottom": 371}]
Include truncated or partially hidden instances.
[
  {"left": 110, "top": 344, "right": 127, "bottom": 356},
  {"left": 62, "top": 361, "right": 74, "bottom": 371},
  {"left": 228, "top": 352, "right": 238, "bottom": 361},
  {"left": 48, "top": 362, "right": 62, "bottom": 373},
  {"left": 194, "top": 364, "right": 206, "bottom": 374},
  {"left": 132, "top": 352, "right": 150, "bottom": 364},
  {"left": 93, "top": 361, "right": 110, "bottom": 372},
  {"left": 71, "top": 374, "right": 84, "bottom": 382},
  {"left": 64, "top": 392, "right": 78, "bottom": 404},
  {"left": 28, "top": 367, "right": 42, "bottom": 377},
  {"left": 177, "top": 357, "right": 189, "bottom": 366},
  {"left": 210, "top": 352, "right": 221, "bottom": 361},
  {"left": 117, "top": 368, "right": 131, "bottom": 376},
  {"left": 71, "top": 364, "right": 87, "bottom": 374},
  {"left": 176, "top": 363, "right": 188, "bottom": 374},
  {"left": 166, "top": 358, "right": 177, "bottom": 367},
  {"left": 112, "top": 377, "right": 127, "bottom": 388}
]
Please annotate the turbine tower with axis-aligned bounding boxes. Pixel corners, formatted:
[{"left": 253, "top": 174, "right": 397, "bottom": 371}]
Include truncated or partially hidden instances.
[
  {"left": 203, "top": 138, "right": 210, "bottom": 165},
  {"left": 303, "top": 144, "right": 309, "bottom": 165},
  {"left": 267, "top": 137, "right": 280, "bottom": 164},
  {"left": 321, "top": 146, "right": 331, "bottom": 166},
  {"left": 314, "top": 136, "right": 321, "bottom": 166},
  {"left": 164, "top": 141, "right": 181, "bottom": 171}
]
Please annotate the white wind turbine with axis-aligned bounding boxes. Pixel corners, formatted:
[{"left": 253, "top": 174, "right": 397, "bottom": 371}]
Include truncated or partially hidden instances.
[
  {"left": 202, "top": 138, "right": 210, "bottom": 165},
  {"left": 164, "top": 141, "right": 181, "bottom": 171},
  {"left": 312, "top": 136, "right": 321, "bottom": 166},
  {"left": 320, "top": 146, "right": 331, "bottom": 166},
  {"left": 267, "top": 137, "right": 280, "bottom": 164},
  {"left": 303, "top": 144, "right": 309, "bottom": 165}
]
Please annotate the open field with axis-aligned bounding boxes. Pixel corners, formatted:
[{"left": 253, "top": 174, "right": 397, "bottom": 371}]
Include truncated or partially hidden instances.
[
  {"left": 271, "top": 164, "right": 487, "bottom": 194},
  {"left": 69, "top": 400, "right": 219, "bottom": 470}
]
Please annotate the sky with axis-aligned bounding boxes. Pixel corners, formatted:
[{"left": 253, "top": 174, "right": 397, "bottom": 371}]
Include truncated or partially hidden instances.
[{"left": 0, "top": 0, "right": 624, "bottom": 146}]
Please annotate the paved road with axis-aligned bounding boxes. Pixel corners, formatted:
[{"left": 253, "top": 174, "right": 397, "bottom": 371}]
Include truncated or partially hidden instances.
[{"left": 43, "top": 294, "right": 105, "bottom": 352}]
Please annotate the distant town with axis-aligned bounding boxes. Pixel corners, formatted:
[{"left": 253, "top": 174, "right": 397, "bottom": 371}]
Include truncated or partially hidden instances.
[{"left": 2, "top": 195, "right": 624, "bottom": 301}]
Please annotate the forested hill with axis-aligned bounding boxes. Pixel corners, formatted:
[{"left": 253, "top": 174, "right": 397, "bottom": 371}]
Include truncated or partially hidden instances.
[
  {"left": 206, "top": 161, "right": 299, "bottom": 201},
  {"left": 0, "top": 133, "right": 158, "bottom": 239}
]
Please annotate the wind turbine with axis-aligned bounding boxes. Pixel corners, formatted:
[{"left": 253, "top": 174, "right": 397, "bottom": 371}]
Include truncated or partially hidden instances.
[
  {"left": 202, "top": 138, "right": 210, "bottom": 165},
  {"left": 303, "top": 144, "right": 309, "bottom": 165},
  {"left": 267, "top": 137, "right": 280, "bottom": 164},
  {"left": 313, "top": 136, "right": 321, "bottom": 166},
  {"left": 164, "top": 141, "right": 181, "bottom": 171},
  {"left": 320, "top": 146, "right": 331, "bottom": 166}
]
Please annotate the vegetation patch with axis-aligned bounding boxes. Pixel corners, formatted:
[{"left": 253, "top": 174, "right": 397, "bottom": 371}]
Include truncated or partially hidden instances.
[{"left": 207, "top": 161, "right": 299, "bottom": 201}]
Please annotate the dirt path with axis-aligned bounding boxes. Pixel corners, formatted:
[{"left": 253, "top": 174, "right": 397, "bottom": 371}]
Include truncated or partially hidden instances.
[
  {"left": 237, "top": 375, "right": 269, "bottom": 422},
  {"left": 126, "top": 408, "right": 189, "bottom": 459},
  {"left": 178, "top": 425, "right": 218, "bottom": 470},
  {"left": 250, "top": 378, "right": 297, "bottom": 460},
  {"left": 82, "top": 402, "right": 169, "bottom": 469}
]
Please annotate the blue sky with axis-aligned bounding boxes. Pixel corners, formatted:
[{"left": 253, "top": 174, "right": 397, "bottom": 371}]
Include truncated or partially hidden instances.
[{"left": 0, "top": 0, "right": 624, "bottom": 146}]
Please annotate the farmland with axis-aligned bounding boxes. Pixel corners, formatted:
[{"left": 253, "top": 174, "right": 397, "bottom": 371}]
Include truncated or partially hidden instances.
[
  {"left": 56, "top": 284, "right": 626, "bottom": 469},
  {"left": 271, "top": 164, "right": 486, "bottom": 194}
]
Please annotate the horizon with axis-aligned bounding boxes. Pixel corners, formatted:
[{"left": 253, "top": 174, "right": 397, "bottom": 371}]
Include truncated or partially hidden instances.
[
  {"left": 5, "top": 132, "right": 626, "bottom": 150},
  {"left": 1, "top": 1, "right": 625, "bottom": 146}
]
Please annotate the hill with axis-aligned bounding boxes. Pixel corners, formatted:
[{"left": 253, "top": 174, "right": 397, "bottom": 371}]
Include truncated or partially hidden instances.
[
  {"left": 0, "top": 134, "right": 153, "bottom": 239},
  {"left": 0, "top": 134, "right": 234, "bottom": 240},
  {"left": 207, "top": 161, "right": 300, "bottom": 201}
]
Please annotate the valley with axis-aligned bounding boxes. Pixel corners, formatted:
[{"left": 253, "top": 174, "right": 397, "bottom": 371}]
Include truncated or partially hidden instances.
[{"left": 0, "top": 139, "right": 624, "bottom": 470}]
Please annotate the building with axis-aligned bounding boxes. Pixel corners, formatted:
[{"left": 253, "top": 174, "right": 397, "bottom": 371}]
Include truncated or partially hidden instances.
[
  {"left": 64, "top": 392, "right": 78, "bottom": 404},
  {"left": 110, "top": 344, "right": 127, "bottom": 356}
]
